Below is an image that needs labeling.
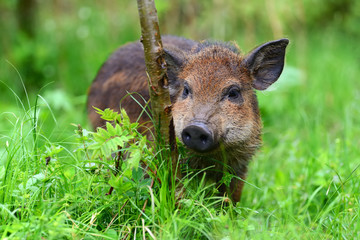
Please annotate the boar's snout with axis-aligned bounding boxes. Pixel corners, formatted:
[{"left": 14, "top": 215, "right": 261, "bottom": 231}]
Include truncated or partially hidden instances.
[{"left": 181, "top": 122, "right": 217, "bottom": 153}]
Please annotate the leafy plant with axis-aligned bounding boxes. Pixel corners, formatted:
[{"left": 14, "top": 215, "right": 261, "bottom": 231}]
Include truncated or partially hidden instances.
[{"left": 77, "top": 107, "right": 156, "bottom": 207}]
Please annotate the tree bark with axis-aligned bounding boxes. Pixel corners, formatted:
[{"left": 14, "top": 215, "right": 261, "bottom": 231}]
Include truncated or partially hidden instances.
[{"left": 136, "top": 0, "right": 181, "bottom": 180}]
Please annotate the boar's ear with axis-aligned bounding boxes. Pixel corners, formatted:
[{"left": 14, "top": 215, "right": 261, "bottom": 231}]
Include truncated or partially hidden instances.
[
  {"left": 163, "top": 47, "right": 187, "bottom": 99},
  {"left": 164, "top": 47, "right": 186, "bottom": 73},
  {"left": 243, "top": 39, "right": 289, "bottom": 90}
]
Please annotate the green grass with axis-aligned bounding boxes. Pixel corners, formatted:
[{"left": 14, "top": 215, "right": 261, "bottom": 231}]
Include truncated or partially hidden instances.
[{"left": 1, "top": 1, "right": 360, "bottom": 239}]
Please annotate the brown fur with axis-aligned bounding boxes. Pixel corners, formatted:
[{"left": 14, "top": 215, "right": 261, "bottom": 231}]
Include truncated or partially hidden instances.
[
  {"left": 172, "top": 45, "right": 261, "bottom": 202},
  {"left": 88, "top": 36, "right": 196, "bottom": 131},
  {"left": 87, "top": 36, "right": 288, "bottom": 203}
]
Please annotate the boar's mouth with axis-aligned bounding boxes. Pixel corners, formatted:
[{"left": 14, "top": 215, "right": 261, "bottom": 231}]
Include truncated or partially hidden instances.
[{"left": 181, "top": 122, "right": 219, "bottom": 153}]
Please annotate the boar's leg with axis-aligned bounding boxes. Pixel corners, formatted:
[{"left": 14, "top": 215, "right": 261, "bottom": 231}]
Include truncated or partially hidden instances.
[
  {"left": 216, "top": 171, "right": 246, "bottom": 203},
  {"left": 229, "top": 175, "right": 246, "bottom": 203}
]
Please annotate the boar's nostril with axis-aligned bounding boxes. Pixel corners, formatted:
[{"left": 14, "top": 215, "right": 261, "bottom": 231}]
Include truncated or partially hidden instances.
[
  {"left": 184, "top": 132, "right": 191, "bottom": 141},
  {"left": 200, "top": 135, "right": 208, "bottom": 145},
  {"left": 181, "top": 123, "right": 215, "bottom": 153}
]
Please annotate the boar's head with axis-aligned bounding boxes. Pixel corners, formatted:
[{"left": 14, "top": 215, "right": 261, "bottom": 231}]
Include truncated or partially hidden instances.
[{"left": 165, "top": 39, "right": 289, "bottom": 157}]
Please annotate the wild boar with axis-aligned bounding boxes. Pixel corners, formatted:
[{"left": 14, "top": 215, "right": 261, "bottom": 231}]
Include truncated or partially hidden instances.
[{"left": 87, "top": 35, "right": 289, "bottom": 202}]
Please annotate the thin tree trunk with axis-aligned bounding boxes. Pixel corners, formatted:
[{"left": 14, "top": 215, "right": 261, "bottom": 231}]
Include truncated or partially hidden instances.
[
  {"left": 17, "top": 0, "right": 37, "bottom": 38},
  {"left": 136, "top": 0, "right": 181, "bottom": 181}
]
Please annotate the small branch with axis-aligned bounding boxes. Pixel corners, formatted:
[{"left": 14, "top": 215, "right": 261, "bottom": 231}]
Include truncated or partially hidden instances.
[
  {"left": 137, "top": 0, "right": 171, "bottom": 144},
  {"left": 106, "top": 146, "right": 122, "bottom": 196},
  {"left": 136, "top": 0, "right": 181, "bottom": 185},
  {"left": 141, "top": 159, "right": 161, "bottom": 185}
]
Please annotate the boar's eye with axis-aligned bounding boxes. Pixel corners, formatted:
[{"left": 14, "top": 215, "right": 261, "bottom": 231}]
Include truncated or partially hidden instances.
[
  {"left": 224, "top": 86, "right": 243, "bottom": 104},
  {"left": 228, "top": 88, "right": 240, "bottom": 99},
  {"left": 182, "top": 82, "right": 191, "bottom": 99}
]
